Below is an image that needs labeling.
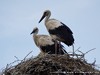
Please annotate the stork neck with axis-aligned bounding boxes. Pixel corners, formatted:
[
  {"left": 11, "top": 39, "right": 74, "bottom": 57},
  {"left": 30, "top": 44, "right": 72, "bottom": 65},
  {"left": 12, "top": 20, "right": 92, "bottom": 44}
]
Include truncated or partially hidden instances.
[
  {"left": 33, "top": 34, "right": 39, "bottom": 40},
  {"left": 33, "top": 33, "right": 37, "bottom": 37},
  {"left": 45, "top": 13, "right": 51, "bottom": 23},
  {"left": 33, "top": 34, "right": 38, "bottom": 46}
]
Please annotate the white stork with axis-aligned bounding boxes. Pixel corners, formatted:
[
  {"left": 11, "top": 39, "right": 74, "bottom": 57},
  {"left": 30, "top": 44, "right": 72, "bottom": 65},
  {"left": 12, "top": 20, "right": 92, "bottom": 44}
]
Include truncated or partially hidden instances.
[
  {"left": 30, "top": 27, "right": 66, "bottom": 54},
  {"left": 39, "top": 10, "right": 74, "bottom": 47}
]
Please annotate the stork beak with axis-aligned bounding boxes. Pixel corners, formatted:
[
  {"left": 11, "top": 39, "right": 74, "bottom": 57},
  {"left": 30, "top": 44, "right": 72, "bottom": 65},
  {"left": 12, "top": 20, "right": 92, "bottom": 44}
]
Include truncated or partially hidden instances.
[
  {"left": 30, "top": 31, "right": 34, "bottom": 35},
  {"left": 30, "top": 31, "right": 33, "bottom": 35},
  {"left": 39, "top": 14, "right": 45, "bottom": 23}
]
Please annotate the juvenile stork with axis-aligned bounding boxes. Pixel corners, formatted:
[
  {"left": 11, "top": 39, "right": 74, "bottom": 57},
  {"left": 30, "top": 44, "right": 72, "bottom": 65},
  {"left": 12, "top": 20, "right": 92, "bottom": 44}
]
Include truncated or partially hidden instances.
[
  {"left": 39, "top": 10, "right": 74, "bottom": 47},
  {"left": 30, "top": 27, "right": 66, "bottom": 54}
]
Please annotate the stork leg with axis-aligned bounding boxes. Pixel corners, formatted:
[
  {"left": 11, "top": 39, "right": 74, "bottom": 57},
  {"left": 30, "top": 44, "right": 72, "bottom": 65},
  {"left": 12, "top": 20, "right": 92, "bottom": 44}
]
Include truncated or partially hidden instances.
[
  {"left": 55, "top": 40, "right": 57, "bottom": 54},
  {"left": 72, "top": 45, "right": 75, "bottom": 56},
  {"left": 58, "top": 41, "right": 61, "bottom": 54}
]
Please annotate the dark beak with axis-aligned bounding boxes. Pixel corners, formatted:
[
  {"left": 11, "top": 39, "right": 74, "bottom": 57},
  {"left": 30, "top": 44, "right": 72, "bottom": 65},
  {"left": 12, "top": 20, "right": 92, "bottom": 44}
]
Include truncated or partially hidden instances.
[
  {"left": 30, "top": 32, "right": 33, "bottom": 35},
  {"left": 39, "top": 14, "right": 45, "bottom": 23},
  {"left": 30, "top": 30, "right": 34, "bottom": 35}
]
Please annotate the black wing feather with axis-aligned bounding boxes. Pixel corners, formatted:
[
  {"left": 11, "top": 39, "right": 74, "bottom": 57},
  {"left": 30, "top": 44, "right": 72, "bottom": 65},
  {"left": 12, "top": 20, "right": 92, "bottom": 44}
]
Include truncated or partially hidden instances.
[
  {"left": 49, "top": 22, "right": 74, "bottom": 46},
  {"left": 61, "top": 22, "right": 73, "bottom": 34},
  {"left": 40, "top": 43, "right": 66, "bottom": 54}
]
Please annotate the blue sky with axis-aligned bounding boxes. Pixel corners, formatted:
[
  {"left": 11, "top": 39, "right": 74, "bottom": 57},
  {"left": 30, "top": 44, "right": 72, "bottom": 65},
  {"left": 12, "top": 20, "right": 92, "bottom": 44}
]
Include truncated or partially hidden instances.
[{"left": 0, "top": 0, "right": 100, "bottom": 70}]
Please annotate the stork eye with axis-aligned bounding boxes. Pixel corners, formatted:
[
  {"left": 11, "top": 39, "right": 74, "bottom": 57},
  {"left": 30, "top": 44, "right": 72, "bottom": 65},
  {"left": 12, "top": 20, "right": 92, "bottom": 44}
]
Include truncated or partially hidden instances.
[
  {"left": 33, "top": 28, "right": 38, "bottom": 32},
  {"left": 44, "top": 12, "right": 47, "bottom": 15}
]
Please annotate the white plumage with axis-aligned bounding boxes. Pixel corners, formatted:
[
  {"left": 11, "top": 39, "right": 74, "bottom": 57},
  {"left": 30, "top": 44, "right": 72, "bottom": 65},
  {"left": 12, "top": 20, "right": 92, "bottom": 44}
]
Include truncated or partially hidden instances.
[
  {"left": 39, "top": 10, "right": 74, "bottom": 46},
  {"left": 31, "top": 27, "right": 66, "bottom": 54},
  {"left": 45, "top": 19, "right": 62, "bottom": 30}
]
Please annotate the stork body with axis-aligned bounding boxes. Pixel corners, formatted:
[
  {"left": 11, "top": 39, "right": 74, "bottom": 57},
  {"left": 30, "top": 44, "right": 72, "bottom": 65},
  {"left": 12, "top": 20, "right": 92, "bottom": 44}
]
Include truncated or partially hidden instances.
[
  {"left": 31, "top": 27, "right": 66, "bottom": 54},
  {"left": 39, "top": 10, "right": 74, "bottom": 46}
]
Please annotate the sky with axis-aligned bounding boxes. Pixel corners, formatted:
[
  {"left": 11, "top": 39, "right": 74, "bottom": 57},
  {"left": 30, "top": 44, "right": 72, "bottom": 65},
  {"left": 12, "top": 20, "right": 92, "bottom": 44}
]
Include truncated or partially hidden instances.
[{"left": 0, "top": 0, "right": 100, "bottom": 70}]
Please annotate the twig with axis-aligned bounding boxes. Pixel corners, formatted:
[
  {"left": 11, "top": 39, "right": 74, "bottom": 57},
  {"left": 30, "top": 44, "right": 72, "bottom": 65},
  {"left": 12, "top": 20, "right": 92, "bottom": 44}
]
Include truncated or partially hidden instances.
[
  {"left": 77, "top": 48, "right": 96, "bottom": 59},
  {"left": 85, "top": 48, "right": 96, "bottom": 55},
  {"left": 9, "top": 60, "right": 21, "bottom": 66},
  {"left": 4, "top": 51, "right": 33, "bottom": 74},
  {"left": 68, "top": 54, "right": 83, "bottom": 56},
  {"left": 75, "top": 47, "right": 81, "bottom": 52},
  {"left": 14, "top": 56, "right": 19, "bottom": 60},
  {"left": 5, "top": 60, "right": 21, "bottom": 71},
  {"left": 91, "top": 58, "right": 96, "bottom": 66},
  {"left": 22, "top": 51, "right": 33, "bottom": 62},
  {"left": 77, "top": 50, "right": 84, "bottom": 54},
  {"left": 95, "top": 64, "right": 100, "bottom": 69}
]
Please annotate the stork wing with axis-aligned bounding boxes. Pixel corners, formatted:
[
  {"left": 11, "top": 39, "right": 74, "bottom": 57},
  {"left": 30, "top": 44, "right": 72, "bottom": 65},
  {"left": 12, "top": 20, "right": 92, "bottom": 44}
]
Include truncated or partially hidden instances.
[
  {"left": 49, "top": 22, "right": 73, "bottom": 40},
  {"left": 60, "top": 22, "right": 73, "bottom": 34}
]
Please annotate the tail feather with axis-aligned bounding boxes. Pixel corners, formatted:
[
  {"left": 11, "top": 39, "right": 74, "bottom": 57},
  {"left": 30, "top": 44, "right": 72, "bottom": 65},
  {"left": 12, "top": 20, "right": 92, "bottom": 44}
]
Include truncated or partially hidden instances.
[
  {"left": 40, "top": 42, "right": 67, "bottom": 54},
  {"left": 63, "top": 37, "right": 74, "bottom": 46}
]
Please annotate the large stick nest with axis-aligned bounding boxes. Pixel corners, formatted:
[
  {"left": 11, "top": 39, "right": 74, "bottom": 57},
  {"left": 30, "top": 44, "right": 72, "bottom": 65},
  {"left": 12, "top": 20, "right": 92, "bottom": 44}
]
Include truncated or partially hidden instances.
[{"left": 2, "top": 52, "right": 100, "bottom": 75}]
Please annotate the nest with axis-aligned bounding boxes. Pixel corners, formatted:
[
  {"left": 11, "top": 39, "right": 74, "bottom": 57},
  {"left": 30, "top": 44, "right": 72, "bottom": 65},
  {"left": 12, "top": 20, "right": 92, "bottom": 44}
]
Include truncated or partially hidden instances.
[{"left": 2, "top": 52, "right": 100, "bottom": 75}]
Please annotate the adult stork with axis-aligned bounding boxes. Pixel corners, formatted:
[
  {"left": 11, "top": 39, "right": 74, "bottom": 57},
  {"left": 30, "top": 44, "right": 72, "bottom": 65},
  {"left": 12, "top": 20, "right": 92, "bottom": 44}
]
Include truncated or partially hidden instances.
[
  {"left": 39, "top": 10, "right": 74, "bottom": 48},
  {"left": 30, "top": 27, "right": 66, "bottom": 54}
]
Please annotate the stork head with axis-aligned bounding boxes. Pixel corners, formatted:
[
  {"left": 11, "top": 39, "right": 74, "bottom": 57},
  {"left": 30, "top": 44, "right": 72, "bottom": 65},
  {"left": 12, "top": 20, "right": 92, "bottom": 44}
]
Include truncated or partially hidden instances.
[
  {"left": 30, "top": 27, "right": 39, "bottom": 35},
  {"left": 39, "top": 10, "right": 51, "bottom": 23}
]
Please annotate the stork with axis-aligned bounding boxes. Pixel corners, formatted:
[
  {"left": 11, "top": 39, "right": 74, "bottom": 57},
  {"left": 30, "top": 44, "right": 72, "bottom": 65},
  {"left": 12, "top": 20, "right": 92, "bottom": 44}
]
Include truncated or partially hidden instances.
[
  {"left": 39, "top": 10, "right": 74, "bottom": 53},
  {"left": 30, "top": 27, "right": 67, "bottom": 54}
]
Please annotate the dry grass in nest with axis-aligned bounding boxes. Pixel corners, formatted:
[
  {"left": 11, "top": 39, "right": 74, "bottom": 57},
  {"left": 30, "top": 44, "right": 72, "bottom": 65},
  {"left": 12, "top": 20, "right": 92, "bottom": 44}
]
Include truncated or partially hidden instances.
[{"left": 1, "top": 51, "right": 100, "bottom": 75}]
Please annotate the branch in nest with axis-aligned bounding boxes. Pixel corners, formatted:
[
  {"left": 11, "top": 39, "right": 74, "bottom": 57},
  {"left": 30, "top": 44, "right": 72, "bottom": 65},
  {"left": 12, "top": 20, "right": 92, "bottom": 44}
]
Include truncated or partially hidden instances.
[
  {"left": 85, "top": 48, "right": 96, "bottom": 55},
  {"left": 68, "top": 54, "right": 83, "bottom": 57},
  {"left": 75, "top": 47, "right": 81, "bottom": 52},
  {"left": 77, "top": 48, "right": 96, "bottom": 59},
  {"left": 21, "top": 51, "right": 33, "bottom": 62},
  {"left": 91, "top": 58, "right": 96, "bottom": 66},
  {"left": 14, "top": 56, "right": 19, "bottom": 61}
]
